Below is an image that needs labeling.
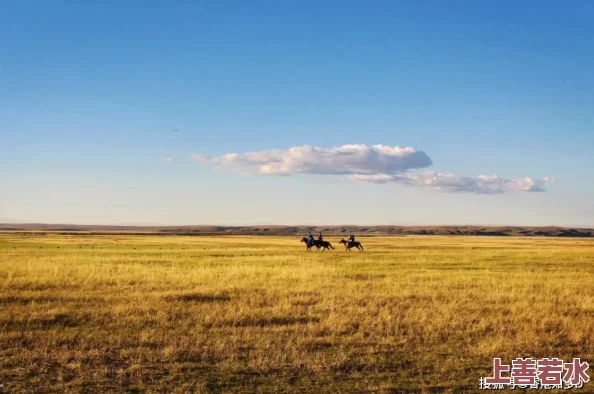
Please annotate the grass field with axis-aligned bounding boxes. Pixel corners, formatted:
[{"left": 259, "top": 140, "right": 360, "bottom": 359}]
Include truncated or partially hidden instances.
[{"left": 1, "top": 233, "right": 593, "bottom": 393}]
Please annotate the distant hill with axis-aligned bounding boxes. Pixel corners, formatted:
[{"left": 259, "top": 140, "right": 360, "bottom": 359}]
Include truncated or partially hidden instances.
[{"left": 0, "top": 223, "right": 592, "bottom": 237}]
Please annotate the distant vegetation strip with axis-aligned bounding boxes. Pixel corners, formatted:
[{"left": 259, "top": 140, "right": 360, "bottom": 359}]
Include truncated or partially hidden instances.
[{"left": 0, "top": 224, "right": 592, "bottom": 237}]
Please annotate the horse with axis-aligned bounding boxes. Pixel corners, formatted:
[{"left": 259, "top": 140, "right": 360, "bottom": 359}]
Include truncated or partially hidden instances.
[
  {"left": 300, "top": 237, "right": 334, "bottom": 252},
  {"left": 339, "top": 239, "right": 364, "bottom": 252},
  {"left": 301, "top": 237, "right": 314, "bottom": 251},
  {"left": 315, "top": 240, "right": 334, "bottom": 252}
]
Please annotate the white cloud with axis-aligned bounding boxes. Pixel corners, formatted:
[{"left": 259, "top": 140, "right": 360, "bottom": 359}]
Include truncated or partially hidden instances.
[
  {"left": 193, "top": 144, "right": 554, "bottom": 194},
  {"left": 193, "top": 144, "right": 432, "bottom": 175},
  {"left": 349, "top": 172, "right": 554, "bottom": 194},
  {"left": 164, "top": 157, "right": 174, "bottom": 163}
]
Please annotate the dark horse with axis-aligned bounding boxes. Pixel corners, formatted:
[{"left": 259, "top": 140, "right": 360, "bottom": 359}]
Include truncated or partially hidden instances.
[
  {"left": 339, "top": 239, "right": 364, "bottom": 252},
  {"left": 300, "top": 237, "right": 334, "bottom": 252}
]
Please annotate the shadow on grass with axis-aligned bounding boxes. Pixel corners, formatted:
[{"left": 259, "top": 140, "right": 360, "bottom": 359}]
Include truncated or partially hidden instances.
[
  {"left": 166, "top": 293, "right": 232, "bottom": 303},
  {"left": 0, "top": 295, "right": 81, "bottom": 305},
  {"left": 1, "top": 313, "right": 85, "bottom": 331},
  {"left": 214, "top": 316, "right": 320, "bottom": 328}
]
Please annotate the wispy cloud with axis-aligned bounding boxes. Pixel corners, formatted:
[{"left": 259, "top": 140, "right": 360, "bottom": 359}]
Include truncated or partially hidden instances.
[
  {"left": 348, "top": 172, "right": 555, "bottom": 194},
  {"left": 193, "top": 144, "right": 554, "bottom": 194},
  {"left": 164, "top": 157, "right": 174, "bottom": 163}
]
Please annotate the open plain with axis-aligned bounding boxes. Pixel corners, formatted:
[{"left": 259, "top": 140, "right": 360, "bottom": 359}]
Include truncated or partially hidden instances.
[{"left": 1, "top": 233, "right": 593, "bottom": 393}]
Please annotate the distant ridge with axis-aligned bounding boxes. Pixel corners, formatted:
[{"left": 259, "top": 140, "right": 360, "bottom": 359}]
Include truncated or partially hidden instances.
[{"left": 0, "top": 223, "right": 593, "bottom": 237}]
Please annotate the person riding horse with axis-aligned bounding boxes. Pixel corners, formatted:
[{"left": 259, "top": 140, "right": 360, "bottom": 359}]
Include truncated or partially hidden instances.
[
  {"left": 348, "top": 234, "right": 355, "bottom": 248},
  {"left": 301, "top": 235, "right": 334, "bottom": 252},
  {"left": 308, "top": 232, "right": 315, "bottom": 247},
  {"left": 339, "top": 235, "right": 364, "bottom": 251}
]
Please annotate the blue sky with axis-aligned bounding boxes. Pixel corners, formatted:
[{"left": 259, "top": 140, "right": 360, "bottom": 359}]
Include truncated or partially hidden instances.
[{"left": 1, "top": 1, "right": 593, "bottom": 226}]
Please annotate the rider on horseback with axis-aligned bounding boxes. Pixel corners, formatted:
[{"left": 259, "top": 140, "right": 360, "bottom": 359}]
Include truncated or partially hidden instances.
[
  {"left": 308, "top": 232, "right": 315, "bottom": 247},
  {"left": 348, "top": 234, "right": 355, "bottom": 248},
  {"left": 318, "top": 232, "right": 323, "bottom": 242}
]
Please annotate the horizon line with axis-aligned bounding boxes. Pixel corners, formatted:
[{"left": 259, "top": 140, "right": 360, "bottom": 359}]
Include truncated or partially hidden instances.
[{"left": 1, "top": 222, "right": 593, "bottom": 230}]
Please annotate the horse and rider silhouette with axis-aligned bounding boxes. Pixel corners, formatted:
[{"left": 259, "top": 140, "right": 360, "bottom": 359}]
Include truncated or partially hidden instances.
[
  {"left": 301, "top": 232, "right": 334, "bottom": 252},
  {"left": 339, "top": 237, "right": 364, "bottom": 252},
  {"left": 300, "top": 232, "right": 363, "bottom": 252}
]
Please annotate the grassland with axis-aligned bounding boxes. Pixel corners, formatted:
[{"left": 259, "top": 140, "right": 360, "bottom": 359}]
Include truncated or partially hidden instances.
[{"left": 0, "top": 234, "right": 593, "bottom": 393}]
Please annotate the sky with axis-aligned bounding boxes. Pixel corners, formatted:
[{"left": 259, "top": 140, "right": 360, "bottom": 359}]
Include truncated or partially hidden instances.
[{"left": 1, "top": 0, "right": 593, "bottom": 227}]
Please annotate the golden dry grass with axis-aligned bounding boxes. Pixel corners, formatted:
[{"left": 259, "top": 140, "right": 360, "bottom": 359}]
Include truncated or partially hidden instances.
[{"left": 0, "top": 233, "right": 593, "bottom": 393}]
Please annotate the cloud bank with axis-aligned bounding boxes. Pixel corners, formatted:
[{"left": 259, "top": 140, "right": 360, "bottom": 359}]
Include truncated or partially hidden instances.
[{"left": 193, "top": 144, "right": 553, "bottom": 194}]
